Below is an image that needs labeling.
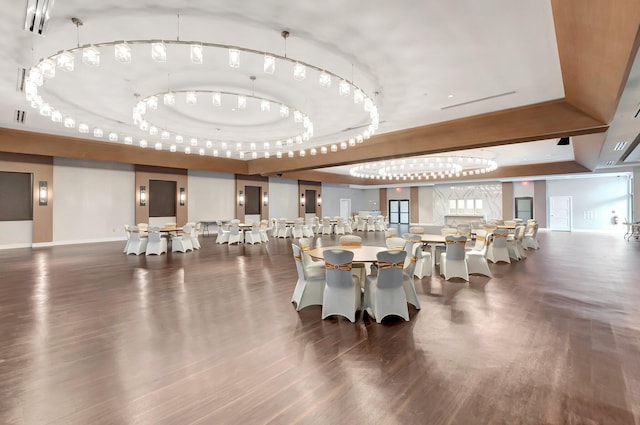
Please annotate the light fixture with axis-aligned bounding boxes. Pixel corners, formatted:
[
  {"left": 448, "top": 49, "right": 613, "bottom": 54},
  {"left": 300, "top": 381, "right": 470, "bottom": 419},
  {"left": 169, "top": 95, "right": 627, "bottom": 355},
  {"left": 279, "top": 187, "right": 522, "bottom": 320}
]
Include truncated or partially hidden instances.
[
  {"left": 25, "top": 28, "right": 379, "bottom": 160},
  {"left": 180, "top": 187, "right": 186, "bottom": 205},
  {"left": 349, "top": 155, "right": 499, "bottom": 181},
  {"left": 238, "top": 190, "right": 244, "bottom": 206},
  {"left": 263, "top": 191, "right": 268, "bottom": 206},
  {"left": 24, "top": 0, "right": 55, "bottom": 36},
  {"left": 38, "top": 181, "right": 48, "bottom": 206},
  {"left": 317, "top": 194, "right": 322, "bottom": 206},
  {"left": 78, "top": 123, "right": 89, "bottom": 133},
  {"left": 300, "top": 192, "right": 305, "bottom": 206},
  {"left": 139, "top": 186, "right": 146, "bottom": 206}
]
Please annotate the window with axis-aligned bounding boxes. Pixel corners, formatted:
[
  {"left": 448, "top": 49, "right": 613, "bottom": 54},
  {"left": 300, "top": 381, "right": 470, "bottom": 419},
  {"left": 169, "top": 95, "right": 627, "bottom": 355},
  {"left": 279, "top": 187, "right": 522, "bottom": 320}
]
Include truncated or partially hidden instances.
[{"left": 0, "top": 171, "right": 33, "bottom": 221}]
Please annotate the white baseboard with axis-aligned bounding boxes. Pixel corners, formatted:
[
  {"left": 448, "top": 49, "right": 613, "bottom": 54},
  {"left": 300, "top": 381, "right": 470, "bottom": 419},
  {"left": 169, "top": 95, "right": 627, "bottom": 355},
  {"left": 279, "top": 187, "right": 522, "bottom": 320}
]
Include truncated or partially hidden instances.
[
  {"left": 0, "top": 243, "right": 33, "bottom": 250},
  {"left": 54, "top": 236, "right": 126, "bottom": 246}
]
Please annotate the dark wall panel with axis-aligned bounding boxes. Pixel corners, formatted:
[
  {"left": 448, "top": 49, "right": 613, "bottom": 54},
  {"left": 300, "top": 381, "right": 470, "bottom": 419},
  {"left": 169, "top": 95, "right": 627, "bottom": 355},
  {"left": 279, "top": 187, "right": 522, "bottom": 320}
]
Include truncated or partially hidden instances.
[
  {"left": 149, "top": 180, "right": 176, "bottom": 217},
  {"left": 0, "top": 171, "right": 32, "bottom": 221},
  {"left": 245, "top": 185, "right": 261, "bottom": 215}
]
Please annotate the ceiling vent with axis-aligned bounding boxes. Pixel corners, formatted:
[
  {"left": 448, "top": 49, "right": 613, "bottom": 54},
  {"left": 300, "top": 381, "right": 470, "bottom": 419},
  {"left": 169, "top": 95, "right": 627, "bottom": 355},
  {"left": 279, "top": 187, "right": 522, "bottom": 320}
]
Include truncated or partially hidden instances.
[
  {"left": 441, "top": 91, "right": 516, "bottom": 110},
  {"left": 15, "top": 110, "right": 26, "bottom": 124},
  {"left": 557, "top": 137, "right": 570, "bottom": 145},
  {"left": 16, "top": 67, "right": 26, "bottom": 92},
  {"left": 24, "top": 0, "right": 55, "bottom": 36}
]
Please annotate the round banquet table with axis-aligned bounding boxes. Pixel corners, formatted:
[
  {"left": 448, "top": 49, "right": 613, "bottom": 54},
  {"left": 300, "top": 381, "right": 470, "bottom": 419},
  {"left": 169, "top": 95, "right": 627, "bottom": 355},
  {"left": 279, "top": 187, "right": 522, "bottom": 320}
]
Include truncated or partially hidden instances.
[
  {"left": 308, "top": 245, "right": 388, "bottom": 262},
  {"left": 418, "top": 234, "right": 447, "bottom": 244}
]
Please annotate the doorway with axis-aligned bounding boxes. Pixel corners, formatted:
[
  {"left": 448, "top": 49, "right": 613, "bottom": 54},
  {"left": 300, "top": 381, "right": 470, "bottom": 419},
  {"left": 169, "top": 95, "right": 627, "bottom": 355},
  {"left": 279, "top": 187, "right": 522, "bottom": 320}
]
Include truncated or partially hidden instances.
[
  {"left": 549, "top": 196, "right": 572, "bottom": 231},
  {"left": 389, "top": 200, "right": 410, "bottom": 224},
  {"left": 339, "top": 199, "right": 351, "bottom": 220},
  {"left": 515, "top": 197, "right": 533, "bottom": 220}
]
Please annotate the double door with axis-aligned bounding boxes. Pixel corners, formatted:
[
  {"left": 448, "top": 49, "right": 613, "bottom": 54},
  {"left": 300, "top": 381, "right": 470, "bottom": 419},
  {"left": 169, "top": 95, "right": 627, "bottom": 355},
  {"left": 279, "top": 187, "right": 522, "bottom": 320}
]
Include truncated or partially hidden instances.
[{"left": 389, "top": 200, "right": 409, "bottom": 224}]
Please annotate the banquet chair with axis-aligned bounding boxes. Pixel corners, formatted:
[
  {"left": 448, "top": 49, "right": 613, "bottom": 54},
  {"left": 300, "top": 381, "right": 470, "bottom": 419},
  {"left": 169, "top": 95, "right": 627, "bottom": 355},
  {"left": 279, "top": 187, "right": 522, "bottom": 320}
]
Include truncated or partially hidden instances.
[
  {"left": 244, "top": 223, "right": 263, "bottom": 244},
  {"left": 227, "top": 224, "right": 243, "bottom": 245},
  {"left": 385, "top": 228, "right": 398, "bottom": 239},
  {"left": 277, "top": 219, "right": 292, "bottom": 238},
  {"left": 291, "top": 244, "right": 326, "bottom": 311},
  {"left": 172, "top": 225, "right": 194, "bottom": 253},
  {"left": 216, "top": 223, "right": 230, "bottom": 244},
  {"left": 123, "top": 224, "right": 132, "bottom": 253},
  {"left": 486, "top": 229, "right": 510, "bottom": 263},
  {"left": 321, "top": 217, "right": 333, "bottom": 235},
  {"left": 334, "top": 218, "right": 346, "bottom": 235},
  {"left": 186, "top": 222, "right": 201, "bottom": 250},
  {"left": 414, "top": 243, "right": 432, "bottom": 279},
  {"left": 344, "top": 217, "right": 354, "bottom": 234},
  {"left": 409, "top": 226, "right": 424, "bottom": 235},
  {"left": 297, "top": 238, "right": 326, "bottom": 278},
  {"left": 271, "top": 218, "right": 279, "bottom": 237},
  {"left": 339, "top": 235, "right": 366, "bottom": 284},
  {"left": 374, "top": 215, "right": 386, "bottom": 231},
  {"left": 457, "top": 224, "right": 472, "bottom": 244},
  {"left": 356, "top": 216, "right": 367, "bottom": 232},
  {"left": 401, "top": 234, "right": 422, "bottom": 309},
  {"left": 523, "top": 223, "right": 540, "bottom": 250},
  {"left": 322, "top": 249, "right": 361, "bottom": 322},
  {"left": 137, "top": 223, "right": 148, "bottom": 232},
  {"left": 126, "top": 226, "right": 148, "bottom": 255},
  {"left": 302, "top": 220, "right": 315, "bottom": 238},
  {"left": 366, "top": 216, "right": 375, "bottom": 231},
  {"left": 145, "top": 226, "right": 167, "bottom": 256},
  {"left": 386, "top": 237, "right": 406, "bottom": 251},
  {"left": 440, "top": 235, "right": 469, "bottom": 281},
  {"left": 465, "top": 231, "right": 492, "bottom": 278},
  {"left": 507, "top": 225, "right": 526, "bottom": 260},
  {"left": 292, "top": 222, "right": 305, "bottom": 239},
  {"left": 364, "top": 250, "right": 409, "bottom": 323},
  {"left": 259, "top": 220, "right": 270, "bottom": 243},
  {"left": 434, "top": 227, "right": 458, "bottom": 266}
]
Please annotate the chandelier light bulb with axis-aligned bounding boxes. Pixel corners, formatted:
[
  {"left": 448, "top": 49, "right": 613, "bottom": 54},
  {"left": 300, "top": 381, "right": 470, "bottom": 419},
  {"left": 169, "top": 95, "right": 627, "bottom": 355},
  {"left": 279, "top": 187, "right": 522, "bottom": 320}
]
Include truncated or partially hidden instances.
[
  {"left": 28, "top": 67, "right": 43, "bottom": 86},
  {"left": 39, "top": 103, "right": 52, "bottom": 117},
  {"left": 261, "top": 100, "right": 270, "bottom": 112},
  {"left": 139, "top": 120, "right": 149, "bottom": 131},
  {"left": 263, "top": 142, "right": 270, "bottom": 150},
  {"left": 276, "top": 151, "right": 282, "bottom": 158},
  {"left": 161, "top": 131, "right": 170, "bottom": 140},
  {"left": 321, "top": 146, "right": 328, "bottom": 154},
  {"left": 93, "top": 128, "right": 103, "bottom": 138},
  {"left": 155, "top": 143, "right": 162, "bottom": 150},
  {"left": 330, "top": 144, "right": 338, "bottom": 152},
  {"left": 293, "top": 110, "right": 303, "bottom": 123},
  {"left": 185, "top": 146, "right": 191, "bottom": 154},
  {"left": 354, "top": 89, "right": 364, "bottom": 104},
  {"left": 264, "top": 152, "right": 270, "bottom": 159},
  {"left": 349, "top": 138, "right": 356, "bottom": 146},
  {"left": 147, "top": 96, "right": 158, "bottom": 110},
  {"left": 206, "top": 140, "right": 213, "bottom": 148},
  {"left": 212, "top": 149, "right": 218, "bottom": 156},
  {"left": 293, "top": 63, "right": 306, "bottom": 81},
  {"left": 56, "top": 51, "right": 75, "bottom": 72},
  {"left": 250, "top": 143, "right": 256, "bottom": 150},
  {"left": 39, "top": 58, "right": 56, "bottom": 79},
  {"left": 299, "top": 149, "right": 305, "bottom": 157},
  {"left": 252, "top": 151, "right": 257, "bottom": 159},
  {"left": 228, "top": 49, "right": 240, "bottom": 68},
  {"left": 124, "top": 136, "right": 133, "bottom": 144},
  {"left": 339, "top": 80, "right": 350, "bottom": 96},
  {"left": 319, "top": 71, "right": 331, "bottom": 88},
  {"left": 170, "top": 145, "right": 177, "bottom": 152},
  {"left": 149, "top": 126, "right": 158, "bottom": 136},
  {"left": 239, "top": 151, "right": 245, "bottom": 159},
  {"left": 151, "top": 42, "right": 167, "bottom": 62},
  {"left": 175, "top": 135, "right": 183, "bottom": 143},
  {"left": 200, "top": 148, "right": 205, "bottom": 156},
  {"left": 237, "top": 95, "right": 247, "bottom": 109},
  {"left": 78, "top": 122, "right": 89, "bottom": 133},
  {"left": 212, "top": 92, "right": 221, "bottom": 106},
  {"left": 139, "top": 139, "right": 147, "bottom": 148},
  {"left": 82, "top": 45, "right": 100, "bottom": 66},
  {"left": 108, "top": 132, "right": 118, "bottom": 141},
  {"left": 236, "top": 142, "right": 242, "bottom": 151},
  {"left": 226, "top": 150, "right": 232, "bottom": 158},
  {"left": 279, "top": 104, "right": 289, "bottom": 117},
  {"left": 288, "top": 151, "right": 294, "bottom": 158},
  {"left": 221, "top": 142, "right": 227, "bottom": 149},
  {"left": 264, "top": 54, "right": 275, "bottom": 74},
  {"left": 186, "top": 91, "right": 197, "bottom": 105},
  {"left": 190, "top": 138, "right": 198, "bottom": 146},
  {"left": 310, "top": 148, "right": 317, "bottom": 155},
  {"left": 63, "top": 117, "right": 75, "bottom": 128},
  {"left": 340, "top": 141, "right": 348, "bottom": 150},
  {"left": 190, "top": 44, "right": 203, "bottom": 64},
  {"left": 51, "top": 110, "right": 62, "bottom": 123},
  {"left": 114, "top": 43, "right": 131, "bottom": 63},
  {"left": 163, "top": 92, "right": 175, "bottom": 106}
]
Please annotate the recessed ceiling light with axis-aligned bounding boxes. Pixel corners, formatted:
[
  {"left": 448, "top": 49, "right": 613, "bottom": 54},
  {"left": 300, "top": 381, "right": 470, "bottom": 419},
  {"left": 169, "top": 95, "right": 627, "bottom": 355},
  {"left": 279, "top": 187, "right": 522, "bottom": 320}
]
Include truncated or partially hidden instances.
[
  {"left": 614, "top": 141, "right": 627, "bottom": 151},
  {"left": 447, "top": 94, "right": 454, "bottom": 98}
]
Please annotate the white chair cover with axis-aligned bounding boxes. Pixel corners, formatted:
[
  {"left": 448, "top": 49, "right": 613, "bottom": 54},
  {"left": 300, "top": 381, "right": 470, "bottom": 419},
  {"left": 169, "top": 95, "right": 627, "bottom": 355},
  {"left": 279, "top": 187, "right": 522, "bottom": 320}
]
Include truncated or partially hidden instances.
[
  {"left": 322, "top": 249, "right": 361, "bottom": 322},
  {"left": 126, "top": 226, "right": 148, "bottom": 255},
  {"left": 291, "top": 244, "right": 326, "bottom": 311},
  {"left": 364, "top": 250, "right": 409, "bottom": 323},
  {"left": 486, "top": 229, "right": 510, "bottom": 263},
  {"left": 146, "top": 226, "right": 167, "bottom": 255},
  {"left": 245, "top": 223, "right": 263, "bottom": 244},
  {"left": 172, "top": 225, "right": 194, "bottom": 253},
  {"left": 216, "top": 223, "right": 230, "bottom": 244},
  {"left": 298, "top": 238, "right": 326, "bottom": 278},
  {"left": 440, "top": 235, "right": 469, "bottom": 281},
  {"left": 465, "top": 232, "right": 492, "bottom": 277}
]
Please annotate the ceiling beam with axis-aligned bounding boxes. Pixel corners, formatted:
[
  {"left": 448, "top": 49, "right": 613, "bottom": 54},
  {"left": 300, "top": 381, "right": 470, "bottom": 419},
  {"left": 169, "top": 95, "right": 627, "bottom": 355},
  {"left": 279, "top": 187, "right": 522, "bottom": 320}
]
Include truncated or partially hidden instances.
[
  {"left": 551, "top": 0, "right": 640, "bottom": 124},
  {"left": 248, "top": 100, "right": 607, "bottom": 175},
  {"left": 572, "top": 133, "right": 608, "bottom": 170},
  {"left": 0, "top": 127, "right": 248, "bottom": 174}
]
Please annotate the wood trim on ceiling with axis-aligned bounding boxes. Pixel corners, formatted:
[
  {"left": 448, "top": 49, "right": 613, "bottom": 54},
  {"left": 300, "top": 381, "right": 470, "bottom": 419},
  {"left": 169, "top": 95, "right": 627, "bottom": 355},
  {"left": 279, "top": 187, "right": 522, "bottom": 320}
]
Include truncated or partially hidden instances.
[
  {"left": 0, "top": 128, "right": 248, "bottom": 175},
  {"left": 247, "top": 100, "right": 607, "bottom": 175},
  {"left": 551, "top": 0, "right": 640, "bottom": 124}
]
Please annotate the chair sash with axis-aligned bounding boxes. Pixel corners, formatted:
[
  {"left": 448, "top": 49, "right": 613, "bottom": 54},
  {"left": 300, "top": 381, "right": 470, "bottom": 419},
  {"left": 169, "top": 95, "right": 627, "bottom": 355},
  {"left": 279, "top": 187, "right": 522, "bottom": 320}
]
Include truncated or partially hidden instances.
[
  {"left": 294, "top": 254, "right": 303, "bottom": 262},
  {"left": 446, "top": 240, "right": 466, "bottom": 245},
  {"left": 301, "top": 245, "right": 310, "bottom": 252},
  {"left": 378, "top": 261, "right": 404, "bottom": 270},
  {"left": 388, "top": 245, "right": 404, "bottom": 250},
  {"left": 340, "top": 241, "right": 362, "bottom": 247},
  {"left": 325, "top": 261, "right": 352, "bottom": 271}
]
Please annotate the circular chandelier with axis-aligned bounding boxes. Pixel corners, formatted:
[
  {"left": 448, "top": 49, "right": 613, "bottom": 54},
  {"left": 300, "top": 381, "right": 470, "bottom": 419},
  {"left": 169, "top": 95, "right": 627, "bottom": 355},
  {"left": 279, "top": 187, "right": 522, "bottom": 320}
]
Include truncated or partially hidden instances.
[
  {"left": 23, "top": 23, "right": 379, "bottom": 159},
  {"left": 349, "top": 156, "right": 499, "bottom": 181}
]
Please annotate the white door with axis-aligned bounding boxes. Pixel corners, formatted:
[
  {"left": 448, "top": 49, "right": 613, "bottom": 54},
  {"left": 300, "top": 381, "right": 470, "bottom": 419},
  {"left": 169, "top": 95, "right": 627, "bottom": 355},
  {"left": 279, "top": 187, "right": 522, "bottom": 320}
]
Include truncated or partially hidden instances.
[
  {"left": 339, "top": 199, "right": 351, "bottom": 220},
  {"left": 549, "top": 196, "right": 572, "bottom": 231}
]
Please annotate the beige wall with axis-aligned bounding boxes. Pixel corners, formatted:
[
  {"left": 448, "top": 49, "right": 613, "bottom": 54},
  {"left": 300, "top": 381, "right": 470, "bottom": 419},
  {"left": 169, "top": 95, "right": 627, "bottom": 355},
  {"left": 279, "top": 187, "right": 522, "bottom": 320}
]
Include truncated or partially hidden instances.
[
  {"left": 135, "top": 165, "right": 188, "bottom": 226},
  {"left": 502, "top": 182, "right": 514, "bottom": 219},
  {"left": 410, "top": 187, "right": 419, "bottom": 223},
  {"left": 0, "top": 152, "right": 53, "bottom": 243},
  {"left": 534, "top": 180, "right": 547, "bottom": 227}
]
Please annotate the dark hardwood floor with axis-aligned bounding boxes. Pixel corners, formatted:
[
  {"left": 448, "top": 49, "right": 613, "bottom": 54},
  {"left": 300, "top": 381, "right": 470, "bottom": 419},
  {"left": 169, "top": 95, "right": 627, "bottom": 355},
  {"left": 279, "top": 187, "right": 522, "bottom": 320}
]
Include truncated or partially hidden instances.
[{"left": 1, "top": 228, "right": 639, "bottom": 425}]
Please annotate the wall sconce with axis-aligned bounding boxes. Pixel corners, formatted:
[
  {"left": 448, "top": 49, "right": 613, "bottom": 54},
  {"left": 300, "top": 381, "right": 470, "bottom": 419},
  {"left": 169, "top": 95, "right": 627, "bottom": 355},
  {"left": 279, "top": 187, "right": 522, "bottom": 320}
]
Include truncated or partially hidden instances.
[
  {"left": 263, "top": 191, "right": 268, "bottom": 206},
  {"left": 38, "top": 181, "right": 48, "bottom": 206},
  {"left": 238, "top": 190, "right": 244, "bottom": 206},
  {"left": 300, "top": 192, "right": 305, "bottom": 206},
  {"left": 139, "top": 186, "right": 146, "bottom": 206},
  {"left": 318, "top": 194, "right": 322, "bottom": 206},
  {"left": 179, "top": 187, "right": 186, "bottom": 206}
]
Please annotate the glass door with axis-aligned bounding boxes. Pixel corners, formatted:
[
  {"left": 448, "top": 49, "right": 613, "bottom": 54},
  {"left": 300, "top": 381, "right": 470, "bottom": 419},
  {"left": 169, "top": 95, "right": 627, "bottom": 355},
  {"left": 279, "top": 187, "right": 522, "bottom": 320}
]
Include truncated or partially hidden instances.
[
  {"left": 389, "top": 200, "right": 410, "bottom": 224},
  {"left": 515, "top": 197, "right": 533, "bottom": 220}
]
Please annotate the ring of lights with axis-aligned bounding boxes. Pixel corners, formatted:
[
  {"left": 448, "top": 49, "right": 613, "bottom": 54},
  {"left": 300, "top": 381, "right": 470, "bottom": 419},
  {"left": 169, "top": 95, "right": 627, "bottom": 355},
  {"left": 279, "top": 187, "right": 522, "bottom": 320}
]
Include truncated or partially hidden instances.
[
  {"left": 135, "top": 90, "right": 313, "bottom": 158},
  {"left": 24, "top": 39, "right": 379, "bottom": 159},
  {"left": 350, "top": 156, "right": 499, "bottom": 181}
]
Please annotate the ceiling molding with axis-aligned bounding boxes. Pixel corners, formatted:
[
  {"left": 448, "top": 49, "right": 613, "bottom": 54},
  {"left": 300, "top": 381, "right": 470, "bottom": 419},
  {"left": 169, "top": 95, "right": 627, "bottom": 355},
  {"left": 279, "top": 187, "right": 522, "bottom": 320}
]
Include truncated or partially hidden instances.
[
  {"left": 247, "top": 100, "right": 607, "bottom": 175},
  {"left": 272, "top": 170, "right": 368, "bottom": 185},
  {"left": 0, "top": 127, "right": 248, "bottom": 174},
  {"left": 551, "top": 0, "right": 640, "bottom": 124}
]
